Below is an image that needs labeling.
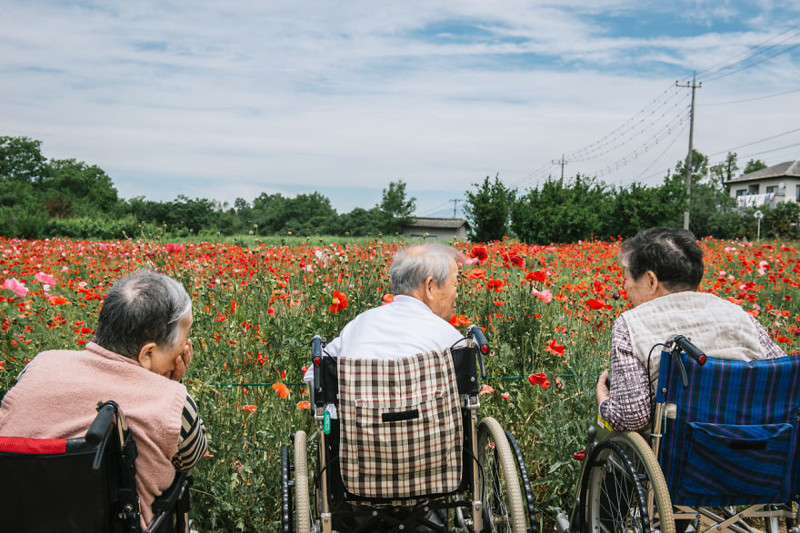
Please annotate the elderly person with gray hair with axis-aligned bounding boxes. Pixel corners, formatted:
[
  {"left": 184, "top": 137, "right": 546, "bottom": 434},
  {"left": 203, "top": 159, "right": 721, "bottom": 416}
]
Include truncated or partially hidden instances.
[
  {"left": 304, "top": 242, "right": 466, "bottom": 383},
  {"left": 596, "top": 227, "right": 785, "bottom": 432},
  {"left": 0, "top": 270, "right": 207, "bottom": 528}
]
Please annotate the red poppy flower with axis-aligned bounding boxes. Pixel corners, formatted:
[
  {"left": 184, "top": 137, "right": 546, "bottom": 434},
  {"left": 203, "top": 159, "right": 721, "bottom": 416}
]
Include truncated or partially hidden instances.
[
  {"left": 526, "top": 270, "right": 547, "bottom": 282},
  {"left": 545, "top": 339, "right": 565, "bottom": 356},
  {"left": 242, "top": 405, "right": 258, "bottom": 413},
  {"left": 528, "top": 373, "right": 551, "bottom": 389},
  {"left": 586, "top": 298, "right": 610, "bottom": 310},
  {"left": 296, "top": 401, "right": 311, "bottom": 410},
  {"left": 329, "top": 290, "right": 348, "bottom": 314},
  {"left": 272, "top": 382, "right": 290, "bottom": 398},
  {"left": 573, "top": 449, "right": 585, "bottom": 461},
  {"left": 471, "top": 246, "right": 488, "bottom": 261}
]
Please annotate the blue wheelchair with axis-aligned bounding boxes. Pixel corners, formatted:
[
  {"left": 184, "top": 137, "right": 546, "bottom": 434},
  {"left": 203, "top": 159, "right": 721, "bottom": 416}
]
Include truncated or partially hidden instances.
[
  {"left": 281, "top": 325, "right": 537, "bottom": 532},
  {"left": 559, "top": 336, "right": 800, "bottom": 533}
]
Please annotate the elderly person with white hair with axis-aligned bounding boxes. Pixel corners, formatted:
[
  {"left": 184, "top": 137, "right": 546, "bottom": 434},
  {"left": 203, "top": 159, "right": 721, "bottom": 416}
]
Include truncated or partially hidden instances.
[
  {"left": 0, "top": 270, "right": 207, "bottom": 528},
  {"left": 304, "top": 242, "right": 466, "bottom": 383},
  {"left": 596, "top": 227, "right": 786, "bottom": 432}
]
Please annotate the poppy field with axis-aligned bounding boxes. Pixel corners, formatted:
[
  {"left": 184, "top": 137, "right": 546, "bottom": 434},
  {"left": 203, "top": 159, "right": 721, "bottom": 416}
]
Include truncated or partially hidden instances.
[{"left": 2, "top": 235, "right": 799, "bottom": 531}]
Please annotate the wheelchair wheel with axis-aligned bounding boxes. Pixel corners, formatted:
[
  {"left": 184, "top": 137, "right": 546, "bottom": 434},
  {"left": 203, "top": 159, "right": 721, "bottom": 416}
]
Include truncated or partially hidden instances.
[
  {"left": 504, "top": 430, "right": 538, "bottom": 533},
  {"left": 293, "top": 430, "right": 311, "bottom": 533},
  {"left": 281, "top": 445, "right": 293, "bottom": 533},
  {"left": 477, "top": 417, "right": 527, "bottom": 533},
  {"left": 579, "top": 432, "right": 674, "bottom": 533}
]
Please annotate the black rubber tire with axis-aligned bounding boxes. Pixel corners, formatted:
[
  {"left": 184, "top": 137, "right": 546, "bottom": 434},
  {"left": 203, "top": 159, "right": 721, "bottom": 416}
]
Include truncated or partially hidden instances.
[{"left": 477, "top": 417, "right": 527, "bottom": 532}]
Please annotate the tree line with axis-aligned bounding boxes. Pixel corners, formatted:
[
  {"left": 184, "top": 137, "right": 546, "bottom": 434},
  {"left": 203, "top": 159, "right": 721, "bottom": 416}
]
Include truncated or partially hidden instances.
[
  {"left": 466, "top": 151, "right": 800, "bottom": 243},
  {"left": 1, "top": 135, "right": 797, "bottom": 242},
  {"left": 0, "top": 136, "right": 415, "bottom": 240}
]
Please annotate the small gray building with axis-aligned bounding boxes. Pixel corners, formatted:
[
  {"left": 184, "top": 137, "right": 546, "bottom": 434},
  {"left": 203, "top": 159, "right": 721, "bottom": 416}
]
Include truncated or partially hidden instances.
[
  {"left": 725, "top": 160, "right": 800, "bottom": 208},
  {"left": 402, "top": 217, "right": 469, "bottom": 240}
]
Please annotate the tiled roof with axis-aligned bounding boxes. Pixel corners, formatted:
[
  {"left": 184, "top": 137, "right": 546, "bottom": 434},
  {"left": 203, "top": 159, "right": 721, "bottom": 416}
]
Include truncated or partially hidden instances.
[
  {"left": 405, "top": 217, "right": 469, "bottom": 229},
  {"left": 725, "top": 160, "right": 800, "bottom": 184}
]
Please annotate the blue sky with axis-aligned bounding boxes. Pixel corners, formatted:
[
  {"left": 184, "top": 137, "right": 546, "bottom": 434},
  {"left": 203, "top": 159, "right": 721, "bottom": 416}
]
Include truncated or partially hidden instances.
[{"left": 2, "top": 1, "right": 799, "bottom": 217}]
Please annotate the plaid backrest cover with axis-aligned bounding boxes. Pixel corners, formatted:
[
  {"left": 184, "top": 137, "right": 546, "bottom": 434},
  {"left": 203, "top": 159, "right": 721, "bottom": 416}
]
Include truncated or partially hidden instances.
[
  {"left": 656, "top": 350, "right": 800, "bottom": 507},
  {"left": 338, "top": 348, "right": 463, "bottom": 500}
]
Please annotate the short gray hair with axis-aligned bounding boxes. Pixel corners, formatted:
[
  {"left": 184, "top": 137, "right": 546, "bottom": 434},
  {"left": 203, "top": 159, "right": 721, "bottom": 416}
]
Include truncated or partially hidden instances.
[
  {"left": 94, "top": 270, "right": 192, "bottom": 358},
  {"left": 390, "top": 243, "right": 459, "bottom": 295}
]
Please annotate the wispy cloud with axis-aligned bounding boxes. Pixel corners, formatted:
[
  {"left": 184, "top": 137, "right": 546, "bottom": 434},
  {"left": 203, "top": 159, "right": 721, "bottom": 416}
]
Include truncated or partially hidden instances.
[{"left": 1, "top": 1, "right": 798, "bottom": 214}]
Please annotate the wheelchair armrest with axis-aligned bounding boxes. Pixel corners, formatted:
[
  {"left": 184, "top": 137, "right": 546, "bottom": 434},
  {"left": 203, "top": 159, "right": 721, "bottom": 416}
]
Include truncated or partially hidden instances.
[{"left": 151, "top": 472, "right": 191, "bottom": 516}]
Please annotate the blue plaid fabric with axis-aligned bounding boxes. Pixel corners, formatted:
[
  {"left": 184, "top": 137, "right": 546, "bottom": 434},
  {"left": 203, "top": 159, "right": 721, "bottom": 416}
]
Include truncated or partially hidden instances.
[{"left": 655, "top": 350, "right": 800, "bottom": 507}]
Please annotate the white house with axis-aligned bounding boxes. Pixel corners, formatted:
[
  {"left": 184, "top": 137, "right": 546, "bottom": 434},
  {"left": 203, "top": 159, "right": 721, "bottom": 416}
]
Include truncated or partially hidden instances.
[
  {"left": 402, "top": 217, "right": 469, "bottom": 240},
  {"left": 725, "top": 160, "right": 800, "bottom": 208}
]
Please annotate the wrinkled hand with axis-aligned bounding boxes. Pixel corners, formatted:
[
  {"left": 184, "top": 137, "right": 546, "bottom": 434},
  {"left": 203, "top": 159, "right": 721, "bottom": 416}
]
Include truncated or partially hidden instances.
[
  {"left": 596, "top": 369, "right": 610, "bottom": 405},
  {"left": 172, "top": 339, "right": 193, "bottom": 382}
]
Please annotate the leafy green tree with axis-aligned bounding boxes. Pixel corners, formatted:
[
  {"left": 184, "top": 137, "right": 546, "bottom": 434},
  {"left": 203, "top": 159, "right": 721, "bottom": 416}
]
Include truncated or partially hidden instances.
[
  {"left": 465, "top": 175, "right": 516, "bottom": 242},
  {"left": 709, "top": 152, "right": 738, "bottom": 188},
  {"left": 330, "top": 207, "right": 383, "bottom": 236},
  {"left": 511, "top": 175, "right": 610, "bottom": 244},
  {"left": 743, "top": 159, "right": 768, "bottom": 174},
  {"left": 0, "top": 136, "right": 48, "bottom": 184},
  {"left": 40, "top": 159, "right": 119, "bottom": 218},
  {"left": 378, "top": 180, "right": 416, "bottom": 234},
  {"left": 607, "top": 181, "right": 681, "bottom": 238},
  {"left": 250, "top": 192, "right": 337, "bottom": 235}
]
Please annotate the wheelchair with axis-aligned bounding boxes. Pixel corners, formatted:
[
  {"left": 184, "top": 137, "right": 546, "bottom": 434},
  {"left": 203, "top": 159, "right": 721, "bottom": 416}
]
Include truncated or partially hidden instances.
[
  {"left": 281, "top": 325, "right": 537, "bottom": 533},
  {"left": 0, "top": 400, "right": 192, "bottom": 533},
  {"left": 557, "top": 335, "right": 800, "bottom": 533}
]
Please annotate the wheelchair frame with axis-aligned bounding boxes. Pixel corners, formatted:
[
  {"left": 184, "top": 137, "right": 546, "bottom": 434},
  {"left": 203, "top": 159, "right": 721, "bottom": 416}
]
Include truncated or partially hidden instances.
[
  {"left": 282, "top": 325, "right": 537, "bottom": 533},
  {"left": 0, "top": 400, "right": 192, "bottom": 533},
  {"left": 557, "top": 338, "right": 800, "bottom": 533}
]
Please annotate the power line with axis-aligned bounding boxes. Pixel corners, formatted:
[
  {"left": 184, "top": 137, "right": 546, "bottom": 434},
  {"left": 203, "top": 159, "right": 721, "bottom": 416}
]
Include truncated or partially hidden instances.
[
  {"left": 704, "top": 42, "right": 800, "bottom": 82},
  {"left": 697, "top": 22, "right": 800, "bottom": 78},
  {"left": 702, "top": 87, "right": 800, "bottom": 106},
  {"left": 707, "top": 127, "right": 800, "bottom": 158}
]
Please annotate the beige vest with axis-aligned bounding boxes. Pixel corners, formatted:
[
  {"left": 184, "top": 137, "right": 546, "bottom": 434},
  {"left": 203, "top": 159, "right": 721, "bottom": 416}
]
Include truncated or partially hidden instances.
[
  {"left": 0, "top": 342, "right": 187, "bottom": 527},
  {"left": 623, "top": 291, "right": 766, "bottom": 393}
]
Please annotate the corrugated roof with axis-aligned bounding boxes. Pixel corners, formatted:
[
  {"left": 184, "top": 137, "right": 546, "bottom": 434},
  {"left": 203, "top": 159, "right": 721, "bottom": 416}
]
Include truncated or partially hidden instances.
[
  {"left": 725, "top": 160, "right": 800, "bottom": 184},
  {"left": 405, "top": 217, "right": 469, "bottom": 229}
]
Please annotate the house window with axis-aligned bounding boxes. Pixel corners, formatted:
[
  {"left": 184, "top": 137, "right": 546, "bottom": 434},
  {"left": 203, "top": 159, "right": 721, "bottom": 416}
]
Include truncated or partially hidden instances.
[
  {"left": 748, "top": 184, "right": 759, "bottom": 194},
  {"left": 766, "top": 185, "right": 778, "bottom": 195},
  {"left": 796, "top": 185, "right": 800, "bottom": 202},
  {"left": 735, "top": 189, "right": 746, "bottom": 197}
]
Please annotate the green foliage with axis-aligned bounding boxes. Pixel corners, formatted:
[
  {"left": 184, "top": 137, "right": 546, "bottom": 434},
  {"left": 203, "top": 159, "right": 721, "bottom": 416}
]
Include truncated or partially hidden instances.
[
  {"left": 378, "top": 180, "right": 416, "bottom": 234},
  {"left": 743, "top": 158, "right": 768, "bottom": 174},
  {"left": 511, "top": 175, "right": 611, "bottom": 243},
  {"left": 465, "top": 175, "right": 516, "bottom": 241}
]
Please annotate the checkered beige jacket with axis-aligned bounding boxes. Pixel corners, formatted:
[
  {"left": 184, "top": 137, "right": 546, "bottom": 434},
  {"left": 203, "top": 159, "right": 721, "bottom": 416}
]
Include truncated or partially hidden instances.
[{"left": 338, "top": 348, "right": 463, "bottom": 499}]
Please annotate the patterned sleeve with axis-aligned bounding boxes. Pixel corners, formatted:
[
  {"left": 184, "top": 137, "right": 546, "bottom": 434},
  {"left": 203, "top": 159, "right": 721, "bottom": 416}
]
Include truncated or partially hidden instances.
[
  {"left": 172, "top": 395, "right": 208, "bottom": 471},
  {"left": 749, "top": 315, "right": 788, "bottom": 359},
  {"left": 599, "top": 316, "right": 653, "bottom": 431}
]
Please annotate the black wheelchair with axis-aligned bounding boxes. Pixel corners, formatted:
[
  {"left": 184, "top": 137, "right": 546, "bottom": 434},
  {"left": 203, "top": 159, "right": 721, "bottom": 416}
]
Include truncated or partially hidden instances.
[
  {"left": 557, "top": 335, "right": 800, "bottom": 533},
  {"left": 0, "top": 400, "right": 192, "bottom": 533},
  {"left": 282, "top": 325, "right": 537, "bottom": 532}
]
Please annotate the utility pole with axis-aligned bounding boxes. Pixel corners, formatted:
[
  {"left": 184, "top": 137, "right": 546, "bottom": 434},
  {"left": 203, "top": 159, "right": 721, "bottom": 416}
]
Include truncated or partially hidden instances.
[
  {"left": 450, "top": 198, "right": 461, "bottom": 218},
  {"left": 676, "top": 72, "right": 701, "bottom": 230},
  {"left": 551, "top": 154, "right": 567, "bottom": 180}
]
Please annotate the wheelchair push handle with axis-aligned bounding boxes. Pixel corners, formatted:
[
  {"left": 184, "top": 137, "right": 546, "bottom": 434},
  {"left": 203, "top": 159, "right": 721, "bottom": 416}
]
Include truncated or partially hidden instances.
[
  {"left": 311, "top": 335, "right": 325, "bottom": 407},
  {"left": 670, "top": 334, "right": 707, "bottom": 365},
  {"left": 86, "top": 401, "right": 118, "bottom": 446},
  {"left": 467, "top": 324, "right": 489, "bottom": 380}
]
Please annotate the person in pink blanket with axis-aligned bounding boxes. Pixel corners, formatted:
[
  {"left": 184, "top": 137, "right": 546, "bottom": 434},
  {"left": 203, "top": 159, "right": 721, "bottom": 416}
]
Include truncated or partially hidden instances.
[{"left": 0, "top": 270, "right": 207, "bottom": 527}]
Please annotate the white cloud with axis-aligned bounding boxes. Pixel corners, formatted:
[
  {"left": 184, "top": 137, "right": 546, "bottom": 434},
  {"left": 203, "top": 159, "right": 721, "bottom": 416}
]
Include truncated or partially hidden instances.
[{"left": 1, "top": 0, "right": 799, "bottom": 212}]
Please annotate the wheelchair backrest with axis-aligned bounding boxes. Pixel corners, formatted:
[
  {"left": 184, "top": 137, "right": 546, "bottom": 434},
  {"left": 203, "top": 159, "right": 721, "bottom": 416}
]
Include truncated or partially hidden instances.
[
  {"left": 335, "top": 347, "right": 465, "bottom": 500},
  {"left": 655, "top": 350, "right": 800, "bottom": 507},
  {"left": 0, "top": 402, "right": 138, "bottom": 533}
]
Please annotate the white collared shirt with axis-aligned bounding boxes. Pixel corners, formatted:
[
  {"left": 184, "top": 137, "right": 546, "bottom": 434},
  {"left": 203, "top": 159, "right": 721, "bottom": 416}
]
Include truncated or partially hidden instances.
[{"left": 303, "top": 295, "right": 466, "bottom": 384}]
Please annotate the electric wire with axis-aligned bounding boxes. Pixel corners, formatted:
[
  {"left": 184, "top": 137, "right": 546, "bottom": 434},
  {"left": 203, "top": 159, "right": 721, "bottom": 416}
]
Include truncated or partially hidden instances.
[{"left": 702, "top": 87, "right": 800, "bottom": 106}]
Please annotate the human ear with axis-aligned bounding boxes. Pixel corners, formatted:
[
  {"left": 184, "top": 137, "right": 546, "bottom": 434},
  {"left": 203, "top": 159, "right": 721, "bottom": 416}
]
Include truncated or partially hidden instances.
[{"left": 137, "top": 342, "right": 158, "bottom": 370}]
